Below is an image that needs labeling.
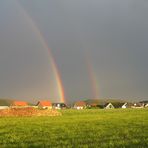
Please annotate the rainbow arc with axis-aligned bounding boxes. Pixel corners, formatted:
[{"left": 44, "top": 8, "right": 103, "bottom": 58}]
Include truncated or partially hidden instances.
[{"left": 16, "top": 0, "right": 65, "bottom": 103}]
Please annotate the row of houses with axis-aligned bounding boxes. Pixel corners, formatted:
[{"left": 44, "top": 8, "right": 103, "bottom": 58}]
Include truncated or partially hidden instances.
[
  {"left": 0, "top": 101, "right": 67, "bottom": 110},
  {"left": 74, "top": 101, "right": 148, "bottom": 109},
  {"left": 0, "top": 100, "right": 148, "bottom": 110}
]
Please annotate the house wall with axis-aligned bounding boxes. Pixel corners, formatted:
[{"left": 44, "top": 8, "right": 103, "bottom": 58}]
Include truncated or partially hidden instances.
[
  {"left": 42, "top": 106, "right": 52, "bottom": 109},
  {"left": 105, "top": 103, "right": 114, "bottom": 109},
  {"left": 38, "top": 104, "right": 52, "bottom": 109},
  {"left": 74, "top": 106, "right": 84, "bottom": 110},
  {"left": 0, "top": 106, "right": 9, "bottom": 110},
  {"left": 10, "top": 106, "right": 28, "bottom": 108},
  {"left": 122, "top": 105, "right": 126, "bottom": 109}
]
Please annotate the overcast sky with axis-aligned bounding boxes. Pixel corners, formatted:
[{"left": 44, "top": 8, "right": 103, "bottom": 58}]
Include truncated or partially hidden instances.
[{"left": 0, "top": 0, "right": 148, "bottom": 102}]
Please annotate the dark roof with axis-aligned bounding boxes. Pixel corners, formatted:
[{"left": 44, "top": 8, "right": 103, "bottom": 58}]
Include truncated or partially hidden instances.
[
  {"left": 104, "top": 103, "right": 114, "bottom": 107},
  {"left": 52, "top": 103, "right": 67, "bottom": 108},
  {"left": 111, "top": 102, "right": 125, "bottom": 108}
]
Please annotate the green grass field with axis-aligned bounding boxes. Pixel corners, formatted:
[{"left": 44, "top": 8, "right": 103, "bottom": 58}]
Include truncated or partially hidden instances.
[{"left": 0, "top": 109, "right": 147, "bottom": 148}]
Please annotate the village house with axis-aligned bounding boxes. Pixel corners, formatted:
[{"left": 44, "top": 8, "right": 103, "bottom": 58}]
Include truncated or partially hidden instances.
[
  {"left": 104, "top": 103, "right": 115, "bottom": 109},
  {"left": 139, "top": 101, "right": 148, "bottom": 108},
  {"left": 52, "top": 103, "right": 67, "bottom": 109},
  {"left": 145, "top": 103, "right": 148, "bottom": 108},
  {"left": 11, "top": 101, "right": 28, "bottom": 108},
  {"left": 121, "top": 103, "right": 134, "bottom": 109},
  {"left": 122, "top": 103, "right": 128, "bottom": 108},
  {"left": 131, "top": 103, "right": 144, "bottom": 108},
  {"left": 74, "top": 101, "right": 87, "bottom": 109},
  {"left": 37, "top": 101, "right": 52, "bottom": 109}
]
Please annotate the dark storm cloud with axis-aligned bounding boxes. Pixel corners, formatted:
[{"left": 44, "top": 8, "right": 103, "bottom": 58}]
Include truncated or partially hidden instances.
[{"left": 0, "top": 0, "right": 148, "bottom": 102}]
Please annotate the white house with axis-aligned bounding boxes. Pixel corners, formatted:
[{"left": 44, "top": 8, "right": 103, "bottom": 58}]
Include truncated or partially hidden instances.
[
  {"left": 104, "top": 103, "right": 114, "bottom": 109},
  {"left": 74, "top": 101, "right": 87, "bottom": 110},
  {"left": 52, "top": 103, "right": 67, "bottom": 110},
  {"left": 121, "top": 103, "right": 133, "bottom": 109},
  {"left": 122, "top": 103, "right": 127, "bottom": 109},
  {"left": 131, "top": 103, "right": 144, "bottom": 108},
  {"left": 144, "top": 103, "right": 148, "bottom": 108}
]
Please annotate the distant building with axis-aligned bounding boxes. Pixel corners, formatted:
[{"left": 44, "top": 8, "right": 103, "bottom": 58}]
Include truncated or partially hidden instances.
[
  {"left": 145, "top": 103, "right": 148, "bottom": 108},
  {"left": 131, "top": 103, "right": 144, "bottom": 108},
  {"left": 104, "top": 103, "right": 115, "bottom": 109},
  {"left": 0, "top": 106, "right": 9, "bottom": 110},
  {"left": 52, "top": 103, "right": 67, "bottom": 109},
  {"left": 11, "top": 101, "right": 28, "bottom": 108},
  {"left": 74, "top": 101, "right": 87, "bottom": 109},
  {"left": 121, "top": 103, "right": 134, "bottom": 108},
  {"left": 90, "top": 103, "right": 98, "bottom": 108},
  {"left": 139, "top": 101, "right": 148, "bottom": 108},
  {"left": 122, "top": 103, "right": 128, "bottom": 108},
  {"left": 37, "top": 101, "right": 52, "bottom": 109}
]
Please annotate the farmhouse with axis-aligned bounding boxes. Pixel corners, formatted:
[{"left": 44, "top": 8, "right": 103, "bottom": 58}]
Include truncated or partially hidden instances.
[
  {"left": 37, "top": 101, "right": 52, "bottom": 109},
  {"left": 121, "top": 103, "right": 134, "bottom": 108},
  {"left": 74, "top": 101, "right": 87, "bottom": 109},
  {"left": 122, "top": 103, "right": 128, "bottom": 108},
  {"left": 52, "top": 103, "right": 67, "bottom": 109},
  {"left": 145, "top": 103, "right": 148, "bottom": 108},
  {"left": 131, "top": 103, "right": 144, "bottom": 108},
  {"left": 11, "top": 101, "right": 28, "bottom": 108},
  {"left": 104, "top": 103, "right": 115, "bottom": 109}
]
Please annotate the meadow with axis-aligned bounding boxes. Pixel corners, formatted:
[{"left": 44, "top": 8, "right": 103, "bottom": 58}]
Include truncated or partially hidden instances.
[{"left": 0, "top": 109, "right": 147, "bottom": 148}]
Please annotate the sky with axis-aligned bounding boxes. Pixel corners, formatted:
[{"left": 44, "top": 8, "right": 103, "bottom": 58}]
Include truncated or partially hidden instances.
[{"left": 0, "top": 0, "right": 148, "bottom": 103}]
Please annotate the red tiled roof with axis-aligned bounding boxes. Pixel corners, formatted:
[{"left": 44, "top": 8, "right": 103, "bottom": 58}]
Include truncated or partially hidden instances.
[
  {"left": 75, "top": 101, "right": 86, "bottom": 106},
  {"left": 12, "top": 101, "right": 28, "bottom": 106},
  {"left": 37, "top": 101, "right": 52, "bottom": 107}
]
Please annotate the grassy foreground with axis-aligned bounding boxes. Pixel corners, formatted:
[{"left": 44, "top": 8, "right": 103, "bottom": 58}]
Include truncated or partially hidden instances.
[{"left": 0, "top": 109, "right": 147, "bottom": 148}]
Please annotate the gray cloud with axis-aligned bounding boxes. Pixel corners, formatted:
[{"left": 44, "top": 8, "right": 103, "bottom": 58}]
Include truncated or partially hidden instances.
[{"left": 0, "top": 0, "right": 148, "bottom": 102}]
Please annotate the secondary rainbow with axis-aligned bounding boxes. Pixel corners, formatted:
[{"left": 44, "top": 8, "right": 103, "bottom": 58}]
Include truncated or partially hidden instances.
[{"left": 86, "top": 57, "right": 100, "bottom": 99}]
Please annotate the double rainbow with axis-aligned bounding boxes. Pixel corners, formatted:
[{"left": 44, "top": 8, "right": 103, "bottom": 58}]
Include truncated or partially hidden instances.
[{"left": 15, "top": 0, "right": 100, "bottom": 101}]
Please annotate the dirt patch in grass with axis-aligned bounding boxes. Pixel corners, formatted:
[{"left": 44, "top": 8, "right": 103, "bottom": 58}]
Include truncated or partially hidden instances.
[{"left": 0, "top": 108, "right": 61, "bottom": 117}]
